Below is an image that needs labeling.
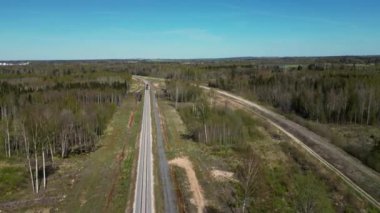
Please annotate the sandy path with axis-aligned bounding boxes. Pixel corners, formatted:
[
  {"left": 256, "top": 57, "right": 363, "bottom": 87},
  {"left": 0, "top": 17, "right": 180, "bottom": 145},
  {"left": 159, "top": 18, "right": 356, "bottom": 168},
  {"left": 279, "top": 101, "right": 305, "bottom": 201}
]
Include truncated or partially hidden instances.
[
  {"left": 169, "top": 157, "right": 204, "bottom": 213},
  {"left": 211, "top": 169, "right": 235, "bottom": 182}
]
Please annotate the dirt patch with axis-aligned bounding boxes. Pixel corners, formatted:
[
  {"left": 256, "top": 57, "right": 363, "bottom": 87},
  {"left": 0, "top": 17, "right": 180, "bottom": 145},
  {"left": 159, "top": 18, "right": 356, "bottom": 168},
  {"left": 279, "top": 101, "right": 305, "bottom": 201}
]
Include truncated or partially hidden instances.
[
  {"left": 25, "top": 207, "right": 51, "bottom": 213},
  {"left": 128, "top": 111, "right": 135, "bottom": 128},
  {"left": 0, "top": 162, "right": 11, "bottom": 169},
  {"left": 0, "top": 196, "right": 62, "bottom": 211},
  {"left": 79, "top": 192, "right": 87, "bottom": 207},
  {"left": 104, "top": 142, "right": 127, "bottom": 211},
  {"left": 104, "top": 126, "right": 114, "bottom": 135},
  {"left": 169, "top": 156, "right": 204, "bottom": 213},
  {"left": 0, "top": 162, "right": 23, "bottom": 169},
  {"left": 210, "top": 169, "right": 235, "bottom": 182}
]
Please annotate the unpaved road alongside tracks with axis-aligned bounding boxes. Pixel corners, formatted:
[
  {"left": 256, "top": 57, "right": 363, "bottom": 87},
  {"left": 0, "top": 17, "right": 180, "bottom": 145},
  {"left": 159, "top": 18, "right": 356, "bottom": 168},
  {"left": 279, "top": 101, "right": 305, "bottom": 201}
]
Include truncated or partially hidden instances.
[
  {"left": 202, "top": 85, "right": 380, "bottom": 208},
  {"left": 151, "top": 84, "right": 177, "bottom": 213}
]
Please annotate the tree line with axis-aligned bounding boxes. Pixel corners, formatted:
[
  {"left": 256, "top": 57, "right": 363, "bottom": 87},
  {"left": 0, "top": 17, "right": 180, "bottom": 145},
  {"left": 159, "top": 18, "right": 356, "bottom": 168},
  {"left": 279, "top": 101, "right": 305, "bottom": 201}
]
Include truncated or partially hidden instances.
[{"left": 208, "top": 69, "right": 380, "bottom": 125}]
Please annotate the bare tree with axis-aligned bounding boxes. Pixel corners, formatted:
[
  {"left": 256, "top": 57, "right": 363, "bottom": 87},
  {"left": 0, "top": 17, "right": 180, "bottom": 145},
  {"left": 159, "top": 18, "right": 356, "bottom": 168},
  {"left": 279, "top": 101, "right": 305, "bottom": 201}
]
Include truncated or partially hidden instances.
[
  {"left": 175, "top": 82, "right": 179, "bottom": 109},
  {"left": 367, "top": 89, "right": 373, "bottom": 125},
  {"left": 5, "top": 118, "right": 11, "bottom": 157},
  {"left": 42, "top": 146, "right": 46, "bottom": 189},
  {"left": 236, "top": 152, "right": 260, "bottom": 213},
  {"left": 22, "top": 125, "right": 35, "bottom": 193},
  {"left": 196, "top": 102, "right": 209, "bottom": 144},
  {"left": 33, "top": 128, "right": 39, "bottom": 194}
]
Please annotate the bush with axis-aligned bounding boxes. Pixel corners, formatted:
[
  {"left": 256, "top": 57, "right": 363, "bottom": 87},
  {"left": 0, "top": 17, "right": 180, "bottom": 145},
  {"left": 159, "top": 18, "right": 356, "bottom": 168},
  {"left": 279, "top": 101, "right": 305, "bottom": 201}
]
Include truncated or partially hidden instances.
[
  {"left": 366, "top": 142, "right": 380, "bottom": 172},
  {"left": 293, "top": 172, "right": 334, "bottom": 213},
  {"left": 178, "top": 103, "right": 245, "bottom": 146}
]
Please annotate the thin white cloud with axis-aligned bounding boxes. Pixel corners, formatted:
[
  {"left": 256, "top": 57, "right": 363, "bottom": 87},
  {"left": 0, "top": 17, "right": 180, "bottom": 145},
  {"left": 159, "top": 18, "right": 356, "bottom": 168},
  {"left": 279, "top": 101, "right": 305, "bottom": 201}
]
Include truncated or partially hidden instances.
[{"left": 160, "top": 28, "right": 223, "bottom": 42}]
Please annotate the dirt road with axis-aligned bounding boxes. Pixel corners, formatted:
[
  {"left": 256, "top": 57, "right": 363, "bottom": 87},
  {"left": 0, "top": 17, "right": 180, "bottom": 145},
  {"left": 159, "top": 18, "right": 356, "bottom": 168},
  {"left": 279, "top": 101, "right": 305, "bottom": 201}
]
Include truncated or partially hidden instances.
[
  {"left": 151, "top": 85, "right": 178, "bottom": 213},
  {"left": 169, "top": 157, "right": 205, "bottom": 213},
  {"left": 201, "top": 85, "right": 380, "bottom": 208}
]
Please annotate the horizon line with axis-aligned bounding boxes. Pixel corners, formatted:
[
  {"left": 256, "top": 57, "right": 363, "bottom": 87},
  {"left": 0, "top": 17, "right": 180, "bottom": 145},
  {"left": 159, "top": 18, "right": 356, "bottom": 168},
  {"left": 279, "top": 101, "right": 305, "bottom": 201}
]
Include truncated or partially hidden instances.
[{"left": 1, "top": 54, "right": 380, "bottom": 62}]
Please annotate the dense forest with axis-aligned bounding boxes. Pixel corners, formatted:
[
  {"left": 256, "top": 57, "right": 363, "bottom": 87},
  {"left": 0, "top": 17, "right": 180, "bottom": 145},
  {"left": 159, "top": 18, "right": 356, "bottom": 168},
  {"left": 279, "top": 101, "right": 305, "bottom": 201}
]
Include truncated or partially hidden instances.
[
  {"left": 0, "top": 62, "right": 131, "bottom": 193},
  {"left": 208, "top": 68, "right": 380, "bottom": 125}
]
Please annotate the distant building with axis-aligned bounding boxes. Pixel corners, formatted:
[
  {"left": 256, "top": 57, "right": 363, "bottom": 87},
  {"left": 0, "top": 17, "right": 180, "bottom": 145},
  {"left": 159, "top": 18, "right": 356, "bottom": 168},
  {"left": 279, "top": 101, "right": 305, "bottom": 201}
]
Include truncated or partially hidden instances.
[{"left": 0, "top": 62, "right": 30, "bottom": 66}]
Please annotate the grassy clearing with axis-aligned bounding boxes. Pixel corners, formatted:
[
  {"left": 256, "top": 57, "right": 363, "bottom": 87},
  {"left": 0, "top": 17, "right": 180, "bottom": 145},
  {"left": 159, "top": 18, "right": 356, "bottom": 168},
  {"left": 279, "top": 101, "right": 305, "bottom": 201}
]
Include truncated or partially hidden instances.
[
  {"left": 107, "top": 100, "right": 143, "bottom": 212},
  {"left": 0, "top": 166, "right": 28, "bottom": 200},
  {"left": 54, "top": 95, "right": 142, "bottom": 212},
  {"left": 330, "top": 124, "right": 380, "bottom": 172},
  {"left": 288, "top": 114, "right": 380, "bottom": 173}
]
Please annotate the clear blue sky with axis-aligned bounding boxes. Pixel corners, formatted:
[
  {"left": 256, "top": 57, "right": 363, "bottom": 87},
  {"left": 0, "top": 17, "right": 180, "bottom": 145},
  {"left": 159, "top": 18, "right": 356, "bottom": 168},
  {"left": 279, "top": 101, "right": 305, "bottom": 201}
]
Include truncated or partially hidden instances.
[{"left": 1, "top": 0, "right": 379, "bottom": 60}]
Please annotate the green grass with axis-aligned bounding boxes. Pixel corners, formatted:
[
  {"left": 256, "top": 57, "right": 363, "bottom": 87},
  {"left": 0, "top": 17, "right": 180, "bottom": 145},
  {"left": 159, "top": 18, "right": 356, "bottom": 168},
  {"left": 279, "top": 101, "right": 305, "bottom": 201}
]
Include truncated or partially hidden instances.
[
  {"left": 108, "top": 99, "right": 143, "bottom": 212},
  {"left": 52, "top": 94, "right": 143, "bottom": 212},
  {"left": 0, "top": 166, "right": 27, "bottom": 200},
  {"left": 288, "top": 113, "right": 380, "bottom": 173}
]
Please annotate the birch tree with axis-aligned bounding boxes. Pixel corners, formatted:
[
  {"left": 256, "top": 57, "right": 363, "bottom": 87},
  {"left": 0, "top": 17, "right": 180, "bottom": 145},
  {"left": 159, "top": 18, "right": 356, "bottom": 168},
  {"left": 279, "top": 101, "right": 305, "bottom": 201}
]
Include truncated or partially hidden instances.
[{"left": 236, "top": 153, "right": 260, "bottom": 213}]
